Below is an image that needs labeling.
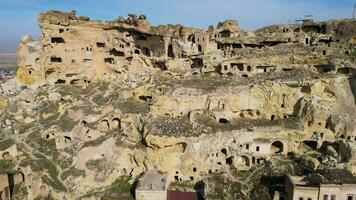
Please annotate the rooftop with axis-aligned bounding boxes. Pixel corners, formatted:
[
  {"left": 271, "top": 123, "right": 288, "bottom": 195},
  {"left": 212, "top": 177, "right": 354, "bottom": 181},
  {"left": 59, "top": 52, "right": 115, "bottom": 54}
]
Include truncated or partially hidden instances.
[
  {"left": 289, "top": 169, "right": 356, "bottom": 187},
  {"left": 136, "top": 170, "right": 167, "bottom": 191}
]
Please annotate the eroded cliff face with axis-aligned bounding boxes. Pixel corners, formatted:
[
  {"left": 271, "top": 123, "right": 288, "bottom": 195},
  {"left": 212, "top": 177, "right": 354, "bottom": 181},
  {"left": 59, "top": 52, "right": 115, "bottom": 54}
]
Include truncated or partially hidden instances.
[{"left": 0, "top": 10, "right": 355, "bottom": 199}]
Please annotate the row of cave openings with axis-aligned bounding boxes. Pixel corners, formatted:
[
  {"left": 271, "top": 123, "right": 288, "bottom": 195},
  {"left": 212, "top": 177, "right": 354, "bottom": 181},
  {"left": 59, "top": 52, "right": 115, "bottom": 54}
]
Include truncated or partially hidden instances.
[
  {"left": 217, "top": 114, "right": 287, "bottom": 125},
  {"left": 50, "top": 26, "right": 177, "bottom": 59},
  {"left": 174, "top": 141, "right": 285, "bottom": 181},
  {"left": 314, "top": 65, "right": 353, "bottom": 75},
  {"left": 88, "top": 117, "right": 122, "bottom": 131}
]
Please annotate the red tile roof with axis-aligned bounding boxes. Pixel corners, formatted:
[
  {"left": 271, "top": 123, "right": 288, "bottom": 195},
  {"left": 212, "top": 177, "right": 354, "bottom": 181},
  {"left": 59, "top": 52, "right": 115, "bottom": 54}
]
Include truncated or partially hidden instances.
[{"left": 167, "top": 190, "right": 199, "bottom": 200}]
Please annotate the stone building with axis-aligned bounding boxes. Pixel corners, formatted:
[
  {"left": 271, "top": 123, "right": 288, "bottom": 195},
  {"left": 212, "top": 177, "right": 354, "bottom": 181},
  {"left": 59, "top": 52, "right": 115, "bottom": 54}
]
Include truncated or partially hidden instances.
[
  {"left": 286, "top": 170, "right": 356, "bottom": 200},
  {"left": 135, "top": 170, "right": 168, "bottom": 200}
]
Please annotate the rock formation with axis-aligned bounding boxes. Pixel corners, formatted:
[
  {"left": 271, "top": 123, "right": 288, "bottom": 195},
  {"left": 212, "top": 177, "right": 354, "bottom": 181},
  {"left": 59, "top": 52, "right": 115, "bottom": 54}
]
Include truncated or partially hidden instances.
[{"left": 0, "top": 10, "right": 355, "bottom": 199}]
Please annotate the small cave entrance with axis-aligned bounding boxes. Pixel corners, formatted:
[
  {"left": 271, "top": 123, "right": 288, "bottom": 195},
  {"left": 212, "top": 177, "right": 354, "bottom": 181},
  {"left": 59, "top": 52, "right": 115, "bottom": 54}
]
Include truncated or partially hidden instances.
[
  {"left": 232, "top": 43, "right": 243, "bottom": 49},
  {"left": 179, "top": 142, "right": 188, "bottom": 152},
  {"left": 141, "top": 47, "right": 151, "bottom": 57},
  {"left": 138, "top": 95, "right": 153, "bottom": 102},
  {"left": 198, "top": 45, "right": 202, "bottom": 53},
  {"left": 241, "top": 155, "right": 250, "bottom": 167},
  {"left": 70, "top": 79, "right": 81, "bottom": 85},
  {"left": 220, "top": 30, "right": 231, "bottom": 38},
  {"left": 191, "top": 58, "right": 203, "bottom": 69},
  {"left": 112, "top": 118, "right": 121, "bottom": 129},
  {"left": 300, "top": 86, "right": 311, "bottom": 94},
  {"left": 188, "top": 35, "right": 195, "bottom": 43},
  {"left": 54, "top": 79, "right": 66, "bottom": 84},
  {"left": 51, "top": 37, "right": 65, "bottom": 43},
  {"left": 50, "top": 57, "right": 62, "bottom": 63},
  {"left": 99, "top": 119, "right": 110, "bottom": 132},
  {"left": 96, "top": 42, "right": 105, "bottom": 48},
  {"left": 305, "top": 37, "right": 309, "bottom": 45},
  {"left": 314, "top": 65, "right": 333, "bottom": 73},
  {"left": 104, "top": 58, "right": 115, "bottom": 64},
  {"left": 337, "top": 67, "right": 351, "bottom": 75},
  {"left": 271, "top": 141, "right": 284, "bottom": 154},
  {"left": 232, "top": 63, "right": 244, "bottom": 71},
  {"left": 303, "top": 140, "right": 318, "bottom": 150},
  {"left": 226, "top": 156, "right": 233, "bottom": 165},
  {"left": 221, "top": 148, "right": 227, "bottom": 156},
  {"left": 218, "top": 118, "right": 229, "bottom": 124},
  {"left": 168, "top": 44, "right": 174, "bottom": 58},
  {"left": 45, "top": 68, "right": 55, "bottom": 79},
  {"left": 110, "top": 48, "right": 125, "bottom": 57},
  {"left": 64, "top": 136, "right": 72, "bottom": 141},
  {"left": 247, "top": 65, "right": 252, "bottom": 72}
]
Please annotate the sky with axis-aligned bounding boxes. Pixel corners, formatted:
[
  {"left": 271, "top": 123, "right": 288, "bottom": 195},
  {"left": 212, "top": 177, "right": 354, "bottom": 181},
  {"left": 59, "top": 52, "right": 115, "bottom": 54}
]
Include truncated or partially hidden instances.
[{"left": 0, "top": 0, "right": 355, "bottom": 53}]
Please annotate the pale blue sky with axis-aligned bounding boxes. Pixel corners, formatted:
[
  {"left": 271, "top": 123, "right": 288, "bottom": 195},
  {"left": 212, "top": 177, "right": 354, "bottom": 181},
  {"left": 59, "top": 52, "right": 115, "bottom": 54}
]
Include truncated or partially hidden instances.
[{"left": 0, "top": 0, "right": 355, "bottom": 53}]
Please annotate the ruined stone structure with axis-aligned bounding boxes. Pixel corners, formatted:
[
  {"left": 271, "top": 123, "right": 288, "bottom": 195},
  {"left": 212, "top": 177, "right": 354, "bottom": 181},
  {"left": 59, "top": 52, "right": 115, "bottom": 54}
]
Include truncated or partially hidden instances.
[{"left": 0, "top": 10, "right": 355, "bottom": 199}]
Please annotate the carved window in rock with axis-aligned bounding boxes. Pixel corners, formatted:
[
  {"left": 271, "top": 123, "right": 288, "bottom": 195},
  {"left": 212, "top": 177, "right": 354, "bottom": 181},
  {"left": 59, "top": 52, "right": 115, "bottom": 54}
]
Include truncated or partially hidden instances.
[
  {"left": 168, "top": 44, "right": 174, "bottom": 58},
  {"left": 104, "top": 58, "right": 115, "bottom": 64},
  {"left": 109, "top": 48, "right": 125, "bottom": 57},
  {"left": 198, "top": 45, "right": 202, "bottom": 53},
  {"left": 50, "top": 56, "right": 62, "bottom": 63},
  {"left": 96, "top": 42, "right": 105, "bottom": 48},
  {"left": 51, "top": 37, "right": 65, "bottom": 43},
  {"left": 231, "top": 63, "right": 243, "bottom": 71},
  {"left": 220, "top": 30, "right": 231, "bottom": 38}
]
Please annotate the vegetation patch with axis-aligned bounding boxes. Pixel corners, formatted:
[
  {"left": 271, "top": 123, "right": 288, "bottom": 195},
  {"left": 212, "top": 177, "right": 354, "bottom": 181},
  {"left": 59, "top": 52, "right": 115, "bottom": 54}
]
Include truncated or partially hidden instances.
[
  {"left": 60, "top": 167, "right": 85, "bottom": 180},
  {"left": 0, "top": 138, "right": 15, "bottom": 151},
  {"left": 79, "top": 176, "right": 132, "bottom": 200},
  {"left": 57, "top": 111, "right": 77, "bottom": 131},
  {"left": 85, "top": 158, "right": 106, "bottom": 171},
  {"left": 113, "top": 98, "right": 150, "bottom": 114},
  {"left": 42, "top": 175, "right": 67, "bottom": 192},
  {"left": 0, "top": 159, "right": 15, "bottom": 173},
  {"left": 26, "top": 132, "right": 60, "bottom": 161}
]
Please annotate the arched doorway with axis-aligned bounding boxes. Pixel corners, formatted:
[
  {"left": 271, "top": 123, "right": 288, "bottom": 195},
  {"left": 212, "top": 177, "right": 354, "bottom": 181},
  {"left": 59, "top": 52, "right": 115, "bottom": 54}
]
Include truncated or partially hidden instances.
[
  {"left": 271, "top": 141, "right": 284, "bottom": 154},
  {"left": 168, "top": 44, "right": 174, "bottom": 58},
  {"left": 198, "top": 45, "right": 202, "bottom": 53},
  {"left": 241, "top": 155, "right": 250, "bottom": 167},
  {"left": 141, "top": 47, "right": 151, "bottom": 57}
]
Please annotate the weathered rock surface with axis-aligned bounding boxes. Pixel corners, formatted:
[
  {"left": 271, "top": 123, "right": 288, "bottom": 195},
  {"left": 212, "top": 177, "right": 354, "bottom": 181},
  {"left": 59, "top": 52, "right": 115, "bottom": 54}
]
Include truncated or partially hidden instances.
[{"left": 0, "top": 10, "right": 355, "bottom": 199}]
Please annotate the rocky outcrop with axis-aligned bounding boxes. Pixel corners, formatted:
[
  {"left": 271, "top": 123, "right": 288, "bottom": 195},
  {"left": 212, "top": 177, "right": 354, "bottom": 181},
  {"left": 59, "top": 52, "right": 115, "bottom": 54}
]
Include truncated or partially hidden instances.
[{"left": 1, "top": 10, "right": 355, "bottom": 199}]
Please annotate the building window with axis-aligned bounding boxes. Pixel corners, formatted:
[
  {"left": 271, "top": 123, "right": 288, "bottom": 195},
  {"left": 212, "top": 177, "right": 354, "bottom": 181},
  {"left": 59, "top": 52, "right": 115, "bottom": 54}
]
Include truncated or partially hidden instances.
[
  {"left": 347, "top": 195, "right": 353, "bottom": 200},
  {"left": 308, "top": 198, "right": 312, "bottom": 200},
  {"left": 330, "top": 195, "right": 336, "bottom": 200},
  {"left": 246, "top": 144, "right": 249, "bottom": 150},
  {"left": 256, "top": 146, "right": 260, "bottom": 152},
  {"left": 323, "top": 194, "right": 328, "bottom": 200},
  {"left": 299, "top": 198, "right": 303, "bottom": 200}
]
